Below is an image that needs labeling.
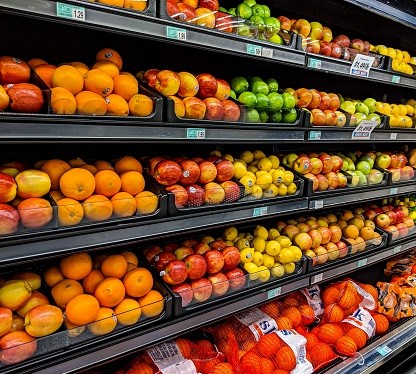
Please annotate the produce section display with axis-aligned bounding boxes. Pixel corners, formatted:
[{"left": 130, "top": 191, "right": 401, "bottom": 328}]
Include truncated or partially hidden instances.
[{"left": 83, "top": 0, "right": 149, "bottom": 13}]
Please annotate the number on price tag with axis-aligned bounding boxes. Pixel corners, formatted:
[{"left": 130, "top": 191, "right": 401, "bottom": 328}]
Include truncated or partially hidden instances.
[
  {"left": 308, "top": 58, "right": 321, "bottom": 69},
  {"left": 390, "top": 133, "right": 397, "bottom": 140},
  {"left": 350, "top": 54, "right": 375, "bottom": 77},
  {"left": 357, "top": 258, "right": 368, "bottom": 268},
  {"left": 390, "top": 187, "right": 398, "bottom": 195},
  {"left": 310, "top": 200, "right": 323, "bottom": 209},
  {"left": 247, "top": 44, "right": 262, "bottom": 56},
  {"left": 309, "top": 131, "right": 321, "bottom": 140},
  {"left": 186, "top": 128, "right": 205, "bottom": 139},
  {"left": 56, "top": 2, "right": 85, "bottom": 21},
  {"left": 377, "top": 345, "right": 392, "bottom": 356},
  {"left": 166, "top": 26, "right": 187, "bottom": 41},
  {"left": 253, "top": 207, "right": 268, "bottom": 217},
  {"left": 267, "top": 287, "right": 281, "bottom": 299},
  {"left": 262, "top": 48, "right": 273, "bottom": 58},
  {"left": 351, "top": 120, "right": 378, "bottom": 140},
  {"left": 392, "top": 75, "right": 401, "bottom": 84},
  {"left": 312, "top": 273, "right": 323, "bottom": 284},
  {"left": 393, "top": 245, "right": 402, "bottom": 254}
]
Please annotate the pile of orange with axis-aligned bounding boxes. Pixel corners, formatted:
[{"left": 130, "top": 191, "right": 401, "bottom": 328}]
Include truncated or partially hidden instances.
[
  {"left": 45, "top": 250, "right": 164, "bottom": 336},
  {"left": 35, "top": 155, "right": 159, "bottom": 226},
  {"left": 32, "top": 48, "right": 154, "bottom": 117}
]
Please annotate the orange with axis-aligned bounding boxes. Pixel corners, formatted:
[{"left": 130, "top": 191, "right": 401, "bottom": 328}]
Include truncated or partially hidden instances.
[
  {"left": 120, "top": 250, "right": 138, "bottom": 266},
  {"left": 211, "top": 363, "right": 235, "bottom": 374},
  {"left": 138, "top": 290, "right": 164, "bottom": 318},
  {"left": 318, "top": 323, "right": 344, "bottom": 345},
  {"left": 50, "top": 87, "right": 77, "bottom": 115},
  {"left": 259, "top": 302, "right": 280, "bottom": 319},
  {"left": 322, "top": 286, "right": 341, "bottom": 306},
  {"left": 92, "top": 60, "right": 119, "bottom": 79},
  {"left": 128, "top": 94, "right": 153, "bottom": 116},
  {"left": 75, "top": 91, "right": 107, "bottom": 115},
  {"left": 34, "top": 64, "right": 56, "bottom": 87},
  {"left": 79, "top": 164, "right": 98, "bottom": 175},
  {"left": 94, "top": 277, "right": 125, "bottom": 307},
  {"left": 124, "top": 0, "right": 147, "bottom": 11},
  {"left": 111, "top": 192, "right": 137, "bottom": 217},
  {"left": 135, "top": 191, "right": 158, "bottom": 215},
  {"left": 49, "top": 190, "right": 65, "bottom": 202},
  {"left": 40, "top": 159, "right": 71, "bottom": 190},
  {"left": 87, "top": 307, "right": 117, "bottom": 336},
  {"left": 309, "top": 342, "right": 336, "bottom": 369},
  {"left": 93, "top": 254, "right": 108, "bottom": 270},
  {"left": 51, "top": 279, "right": 84, "bottom": 309},
  {"left": 66, "top": 294, "right": 100, "bottom": 326},
  {"left": 52, "top": 65, "right": 84, "bottom": 95},
  {"left": 282, "top": 307, "right": 302, "bottom": 327},
  {"left": 97, "top": 0, "right": 124, "bottom": 6},
  {"left": 360, "top": 227, "right": 374, "bottom": 241},
  {"left": 60, "top": 252, "right": 92, "bottom": 280},
  {"left": 259, "top": 358, "right": 274, "bottom": 374},
  {"left": 105, "top": 93, "right": 129, "bottom": 116},
  {"left": 28, "top": 58, "right": 47, "bottom": 68},
  {"left": 67, "top": 61, "right": 89, "bottom": 75},
  {"left": 123, "top": 267, "right": 153, "bottom": 297},
  {"left": 94, "top": 160, "right": 115, "bottom": 171},
  {"left": 0, "top": 85, "right": 10, "bottom": 111},
  {"left": 335, "top": 336, "right": 357, "bottom": 357},
  {"left": 67, "top": 158, "right": 86, "bottom": 167},
  {"left": 94, "top": 169, "right": 121, "bottom": 197},
  {"left": 114, "top": 298, "right": 141, "bottom": 325},
  {"left": 338, "top": 290, "right": 357, "bottom": 310},
  {"left": 127, "top": 262, "right": 137, "bottom": 272},
  {"left": 346, "top": 327, "right": 368, "bottom": 349},
  {"left": 96, "top": 48, "right": 123, "bottom": 70},
  {"left": 299, "top": 304, "right": 315, "bottom": 325},
  {"left": 257, "top": 333, "right": 283, "bottom": 358},
  {"left": 84, "top": 69, "right": 114, "bottom": 97},
  {"left": 240, "top": 352, "right": 261, "bottom": 374},
  {"left": 360, "top": 284, "right": 378, "bottom": 307},
  {"left": 283, "top": 294, "right": 301, "bottom": 307},
  {"left": 324, "top": 304, "right": 345, "bottom": 323},
  {"left": 275, "top": 346, "right": 296, "bottom": 371},
  {"left": 119, "top": 71, "right": 137, "bottom": 81},
  {"left": 56, "top": 197, "right": 83, "bottom": 226},
  {"left": 276, "top": 316, "right": 292, "bottom": 330},
  {"left": 83, "top": 194, "right": 114, "bottom": 222},
  {"left": 120, "top": 171, "right": 145, "bottom": 195},
  {"left": 175, "top": 338, "right": 193, "bottom": 358},
  {"left": 101, "top": 254, "right": 128, "bottom": 278},
  {"left": 373, "top": 313, "right": 389, "bottom": 335},
  {"left": 114, "top": 155, "right": 143, "bottom": 174},
  {"left": 113, "top": 74, "right": 138, "bottom": 100},
  {"left": 82, "top": 269, "right": 106, "bottom": 294},
  {"left": 342, "top": 225, "right": 359, "bottom": 240},
  {"left": 60, "top": 168, "right": 96, "bottom": 201},
  {"left": 127, "top": 363, "right": 153, "bottom": 374},
  {"left": 304, "top": 332, "right": 319, "bottom": 351},
  {"left": 44, "top": 266, "right": 64, "bottom": 288}
]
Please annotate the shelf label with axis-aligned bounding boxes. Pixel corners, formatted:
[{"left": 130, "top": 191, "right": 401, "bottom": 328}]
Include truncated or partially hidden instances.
[
  {"left": 308, "top": 58, "right": 321, "bottom": 69},
  {"left": 390, "top": 133, "right": 398, "bottom": 140},
  {"left": 392, "top": 75, "right": 401, "bottom": 84},
  {"left": 261, "top": 47, "right": 273, "bottom": 58},
  {"left": 253, "top": 206, "right": 268, "bottom": 217},
  {"left": 390, "top": 187, "right": 398, "bottom": 195},
  {"left": 351, "top": 120, "right": 377, "bottom": 140},
  {"left": 247, "top": 44, "right": 262, "bottom": 56},
  {"left": 186, "top": 128, "right": 205, "bottom": 139},
  {"left": 309, "top": 200, "right": 324, "bottom": 209},
  {"left": 393, "top": 245, "right": 402, "bottom": 254},
  {"left": 357, "top": 258, "right": 368, "bottom": 268},
  {"left": 377, "top": 345, "right": 392, "bottom": 356},
  {"left": 312, "top": 273, "right": 323, "bottom": 284},
  {"left": 56, "top": 2, "right": 85, "bottom": 21},
  {"left": 308, "top": 131, "right": 321, "bottom": 140},
  {"left": 350, "top": 54, "right": 375, "bottom": 77},
  {"left": 267, "top": 287, "right": 281, "bottom": 299},
  {"left": 166, "top": 26, "right": 187, "bottom": 41}
]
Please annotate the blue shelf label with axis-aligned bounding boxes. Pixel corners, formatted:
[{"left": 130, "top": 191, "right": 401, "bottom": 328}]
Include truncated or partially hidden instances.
[
  {"left": 392, "top": 75, "right": 401, "bottom": 84},
  {"left": 267, "top": 287, "right": 281, "bottom": 299},
  {"left": 308, "top": 58, "right": 321, "bottom": 69},
  {"left": 56, "top": 2, "right": 85, "bottom": 21},
  {"left": 186, "top": 128, "right": 205, "bottom": 139},
  {"left": 377, "top": 345, "right": 392, "bottom": 356},
  {"left": 309, "top": 131, "right": 321, "bottom": 140},
  {"left": 166, "top": 26, "right": 187, "bottom": 41},
  {"left": 253, "top": 207, "right": 268, "bottom": 217},
  {"left": 247, "top": 44, "right": 262, "bottom": 56},
  {"left": 357, "top": 258, "right": 368, "bottom": 268}
]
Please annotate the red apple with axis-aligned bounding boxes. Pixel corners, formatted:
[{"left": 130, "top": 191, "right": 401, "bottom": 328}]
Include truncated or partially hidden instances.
[
  {"left": 204, "top": 249, "right": 225, "bottom": 274},
  {"left": 319, "top": 154, "right": 333, "bottom": 173},
  {"left": 311, "top": 109, "right": 326, "bottom": 126},
  {"left": 198, "top": 160, "right": 217, "bottom": 184},
  {"left": 385, "top": 211, "right": 397, "bottom": 225},
  {"left": 214, "top": 79, "right": 231, "bottom": 101},
  {"left": 182, "top": 0, "right": 198, "bottom": 9},
  {"left": 319, "top": 41, "right": 331, "bottom": 56},
  {"left": 208, "top": 240, "right": 226, "bottom": 251},
  {"left": 0, "top": 203, "right": 19, "bottom": 235},
  {"left": 385, "top": 225, "right": 400, "bottom": 240},
  {"left": 221, "top": 99, "right": 241, "bottom": 121},
  {"left": 185, "top": 254, "right": 208, "bottom": 280},
  {"left": 174, "top": 246, "right": 194, "bottom": 261},
  {"left": 215, "top": 12, "right": 233, "bottom": 33},
  {"left": 199, "top": 0, "right": 219, "bottom": 12},
  {"left": 179, "top": 160, "right": 200, "bottom": 185},
  {"left": 316, "top": 174, "right": 329, "bottom": 191},
  {"left": 318, "top": 226, "right": 332, "bottom": 244},
  {"left": 208, "top": 272, "right": 229, "bottom": 296},
  {"left": 182, "top": 239, "right": 199, "bottom": 247},
  {"left": 341, "top": 47, "right": 351, "bottom": 61},
  {"left": 193, "top": 242, "right": 211, "bottom": 255},
  {"left": 166, "top": 0, "right": 183, "bottom": 19},
  {"left": 185, "top": 184, "right": 205, "bottom": 207},
  {"left": 143, "top": 68, "right": 160, "bottom": 87},
  {"left": 221, "top": 246, "right": 240, "bottom": 270},
  {"left": 335, "top": 240, "right": 349, "bottom": 258},
  {"left": 203, "top": 97, "right": 224, "bottom": 120},
  {"left": 172, "top": 283, "right": 193, "bottom": 307},
  {"left": 393, "top": 208, "right": 405, "bottom": 223},
  {"left": 330, "top": 155, "right": 343, "bottom": 173},
  {"left": 363, "top": 41, "right": 371, "bottom": 54},
  {"left": 333, "top": 35, "right": 350, "bottom": 48},
  {"left": 215, "top": 159, "right": 234, "bottom": 182},
  {"left": 375, "top": 213, "right": 391, "bottom": 229},
  {"left": 278, "top": 16, "right": 292, "bottom": 31},
  {"left": 177, "top": 3, "right": 197, "bottom": 23},
  {"left": 328, "top": 93, "right": 340, "bottom": 111},
  {"left": 197, "top": 73, "right": 218, "bottom": 99},
  {"left": 160, "top": 260, "right": 188, "bottom": 285},
  {"left": 164, "top": 242, "right": 180, "bottom": 252},
  {"left": 337, "top": 172, "right": 347, "bottom": 188},
  {"left": 144, "top": 245, "right": 162, "bottom": 263},
  {"left": 147, "top": 156, "right": 165, "bottom": 177},
  {"left": 396, "top": 222, "right": 409, "bottom": 238},
  {"left": 190, "top": 278, "right": 213, "bottom": 302},
  {"left": 154, "top": 160, "right": 182, "bottom": 186},
  {"left": 330, "top": 42, "right": 342, "bottom": 58},
  {"left": 220, "top": 180, "right": 241, "bottom": 202},
  {"left": 183, "top": 97, "right": 206, "bottom": 119},
  {"left": 318, "top": 92, "right": 331, "bottom": 111},
  {"left": 364, "top": 209, "right": 378, "bottom": 221},
  {"left": 403, "top": 217, "right": 415, "bottom": 228},
  {"left": 307, "top": 89, "right": 322, "bottom": 109},
  {"left": 155, "top": 252, "right": 176, "bottom": 272},
  {"left": 350, "top": 39, "right": 364, "bottom": 53},
  {"left": 308, "top": 229, "right": 322, "bottom": 248},
  {"left": 293, "top": 156, "right": 312, "bottom": 174},
  {"left": 324, "top": 110, "right": 338, "bottom": 126},
  {"left": 401, "top": 166, "right": 415, "bottom": 180},
  {"left": 0, "top": 173, "right": 17, "bottom": 203},
  {"left": 166, "top": 184, "right": 188, "bottom": 208},
  {"left": 304, "top": 173, "right": 319, "bottom": 191},
  {"left": 291, "top": 19, "right": 311, "bottom": 37},
  {"left": 154, "top": 70, "right": 180, "bottom": 96},
  {"left": 306, "top": 39, "right": 320, "bottom": 54},
  {"left": 177, "top": 71, "right": 199, "bottom": 98},
  {"left": 324, "top": 171, "right": 339, "bottom": 189},
  {"left": 225, "top": 268, "right": 246, "bottom": 291},
  {"left": 294, "top": 88, "right": 313, "bottom": 108}
]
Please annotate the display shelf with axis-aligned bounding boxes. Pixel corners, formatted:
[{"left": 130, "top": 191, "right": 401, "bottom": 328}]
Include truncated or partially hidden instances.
[{"left": 306, "top": 129, "right": 416, "bottom": 142}]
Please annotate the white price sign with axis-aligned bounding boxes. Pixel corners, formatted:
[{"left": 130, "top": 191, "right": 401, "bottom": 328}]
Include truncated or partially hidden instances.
[
  {"left": 350, "top": 54, "right": 375, "bottom": 77},
  {"left": 351, "top": 120, "right": 378, "bottom": 140}
]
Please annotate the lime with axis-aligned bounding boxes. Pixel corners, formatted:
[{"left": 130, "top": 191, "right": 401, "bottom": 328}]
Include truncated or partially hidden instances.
[
  {"left": 231, "top": 76, "right": 249, "bottom": 94},
  {"left": 252, "top": 81, "right": 269, "bottom": 95},
  {"left": 262, "top": 5, "right": 271, "bottom": 17},
  {"left": 268, "top": 33, "right": 284, "bottom": 45},
  {"left": 237, "top": 3, "right": 252, "bottom": 19},
  {"left": 264, "top": 17, "right": 279, "bottom": 34},
  {"left": 270, "top": 111, "right": 283, "bottom": 123},
  {"left": 266, "top": 78, "right": 279, "bottom": 93},
  {"left": 218, "top": 6, "right": 228, "bottom": 12},
  {"left": 282, "top": 92, "right": 295, "bottom": 109},
  {"left": 237, "top": 23, "right": 251, "bottom": 36},
  {"left": 256, "top": 93, "right": 270, "bottom": 109},
  {"left": 246, "top": 108, "right": 260, "bottom": 122},
  {"left": 249, "top": 76, "right": 263, "bottom": 87},
  {"left": 243, "top": 0, "right": 256, "bottom": 6},
  {"left": 229, "top": 89, "right": 237, "bottom": 99},
  {"left": 259, "top": 111, "right": 269, "bottom": 123},
  {"left": 238, "top": 91, "right": 257, "bottom": 107},
  {"left": 268, "top": 92, "right": 284, "bottom": 110},
  {"left": 282, "top": 108, "right": 298, "bottom": 123},
  {"left": 228, "top": 7, "right": 236, "bottom": 16},
  {"left": 251, "top": 4, "right": 265, "bottom": 17}
]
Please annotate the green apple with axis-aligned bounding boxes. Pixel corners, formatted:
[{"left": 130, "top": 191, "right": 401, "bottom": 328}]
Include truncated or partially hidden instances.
[
  {"left": 363, "top": 98, "right": 377, "bottom": 113},
  {"left": 346, "top": 153, "right": 357, "bottom": 163},
  {"left": 360, "top": 155, "right": 374, "bottom": 169},
  {"left": 356, "top": 160, "right": 371, "bottom": 175},
  {"left": 282, "top": 92, "right": 295, "bottom": 109},
  {"left": 355, "top": 102, "right": 369, "bottom": 116},
  {"left": 341, "top": 157, "right": 349, "bottom": 171},
  {"left": 345, "top": 157, "right": 355, "bottom": 171},
  {"left": 349, "top": 172, "right": 360, "bottom": 187},
  {"left": 376, "top": 154, "right": 391, "bottom": 169},
  {"left": 368, "top": 169, "right": 383, "bottom": 185},
  {"left": 354, "top": 170, "right": 368, "bottom": 186},
  {"left": 268, "top": 33, "right": 284, "bottom": 45},
  {"left": 262, "top": 5, "right": 271, "bottom": 17},
  {"left": 355, "top": 112, "right": 367, "bottom": 124},
  {"left": 340, "top": 100, "right": 356, "bottom": 114},
  {"left": 282, "top": 153, "right": 299, "bottom": 168},
  {"left": 266, "top": 78, "right": 279, "bottom": 93},
  {"left": 367, "top": 113, "right": 381, "bottom": 125}
]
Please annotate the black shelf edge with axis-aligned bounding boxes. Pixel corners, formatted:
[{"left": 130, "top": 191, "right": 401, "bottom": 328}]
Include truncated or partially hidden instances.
[{"left": 306, "top": 129, "right": 416, "bottom": 142}]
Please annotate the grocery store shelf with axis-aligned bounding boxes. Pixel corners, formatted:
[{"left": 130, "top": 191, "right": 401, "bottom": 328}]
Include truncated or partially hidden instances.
[
  {"left": 306, "top": 129, "right": 416, "bottom": 142},
  {"left": 326, "top": 317, "right": 416, "bottom": 374}
]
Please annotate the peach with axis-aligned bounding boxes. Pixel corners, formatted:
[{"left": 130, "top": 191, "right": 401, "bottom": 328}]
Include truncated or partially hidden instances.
[{"left": 177, "top": 71, "right": 199, "bottom": 98}]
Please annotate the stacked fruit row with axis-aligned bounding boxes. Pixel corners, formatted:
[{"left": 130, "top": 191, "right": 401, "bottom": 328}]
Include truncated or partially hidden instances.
[
  {"left": 374, "top": 44, "right": 416, "bottom": 75},
  {"left": 82, "top": 0, "right": 148, "bottom": 12}
]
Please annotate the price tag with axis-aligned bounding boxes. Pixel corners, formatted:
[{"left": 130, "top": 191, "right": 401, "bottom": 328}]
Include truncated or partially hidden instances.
[
  {"left": 390, "top": 187, "right": 398, "bottom": 195},
  {"left": 350, "top": 54, "right": 375, "bottom": 77},
  {"left": 392, "top": 75, "right": 401, "bottom": 84},
  {"left": 186, "top": 128, "right": 205, "bottom": 139},
  {"left": 309, "top": 131, "right": 321, "bottom": 140},
  {"left": 312, "top": 273, "right": 323, "bottom": 284},
  {"left": 351, "top": 120, "right": 378, "bottom": 140},
  {"left": 166, "top": 26, "right": 187, "bottom": 41},
  {"left": 247, "top": 44, "right": 262, "bottom": 56},
  {"left": 310, "top": 200, "right": 324, "bottom": 209},
  {"left": 267, "top": 287, "right": 281, "bottom": 299},
  {"left": 390, "top": 133, "right": 397, "bottom": 140},
  {"left": 308, "top": 58, "right": 321, "bottom": 69},
  {"left": 56, "top": 2, "right": 85, "bottom": 21},
  {"left": 377, "top": 345, "right": 392, "bottom": 356},
  {"left": 393, "top": 245, "right": 402, "bottom": 254},
  {"left": 357, "top": 258, "right": 368, "bottom": 268},
  {"left": 261, "top": 48, "right": 273, "bottom": 58},
  {"left": 253, "top": 206, "right": 268, "bottom": 217}
]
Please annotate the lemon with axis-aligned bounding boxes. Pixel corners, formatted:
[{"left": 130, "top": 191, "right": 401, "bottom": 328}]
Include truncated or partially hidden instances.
[
  {"left": 258, "top": 266, "right": 271, "bottom": 282},
  {"left": 245, "top": 233, "right": 254, "bottom": 241},
  {"left": 283, "top": 171, "right": 294, "bottom": 185},
  {"left": 389, "top": 115, "right": 399, "bottom": 127},
  {"left": 268, "top": 228, "right": 280, "bottom": 240},
  {"left": 272, "top": 169, "right": 284, "bottom": 185},
  {"left": 240, "top": 247, "right": 254, "bottom": 263},
  {"left": 240, "top": 175, "right": 255, "bottom": 194},
  {"left": 405, "top": 116, "right": 413, "bottom": 127},
  {"left": 398, "top": 116, "right": 407, "bottom": 127},
  {"left": 223, "top": 154, "right": 234, "bottom": 162},
  {"left": 387, "top": 47, "right": 396, "bottom": 59},
  {"left": 225, "top": 240, "right": 234, "bottom": 246},
  {"left": 256, "top": 170, "right": 268, "bottom": 177},
  {"left": 253, "top": 150, "right": 266, "bottom": 160},
  {"left": 251, "top": 160, "right": 259, "bottom": 166},
  {"left": 395, "top": 49, "right": 403, "bottom": 62},
  {"left": 252, "top": 251, "right": 264, "bottom": 266},
  {"left": 240, "top": 151, "right": 254, "bottom": 164},
  {"left": 283, "top": 262, "right": 296, "bottom": 274},
  {"left": 276, "top": 235, "right": 291, "bottom": 248},
  {"left": 287, "top": 183, "right": 298, "bottom": 195},
  {"left": 378, "top": 45, "right": 388, "bottom": 55},
  {"left": 290, "top": 245, "right": 303, "bottom": 262},
  {"left": 262, "top": 253, "right": 275, "bottom": 268},
  {"left": 398, "top": 104, "right": 407, "bottom": 116},
  {"left": 257, "top": 157, "right": 273, "bottom": 171},
  {"left": 405, "top": 105, "right": 414, "bottom": 116},
  {"left": 256, "top": 173, "right": 272, "bottom": 190},
  {"left": 201, "top": 235, "right": 215, "bottom": 244},
  {"left": 278, "top": 247, "right": 294, "bottom": 264},
  {"left": 382, "top": 103, "right": 391, "bottom": 115},
  {"left": 402, "top": 51, "right": 411, "bottom": 63},
  {"left": 223, "top": 226, "right": 238, "bottom": 241},
  {"left": 271, "top": 264, "right": 285, "bottom": 277},
  {"left": 376, "top": 102, "right": 384, "bottom": 113},
  {"left": 246, "top": 171, "right": 256, "bottom": 181},
  {"left": 263, "top": 183, "right": 279, "bottom": 198},
  {"left": 392, "top": 59, "right": 401, "bottom": 72},
  {"left": 265, "top": 240, "right": 281, "bottom": 256},
  {"left": 252, "top": 236, "right": 266, "bottom": 252},
  {"left": 278, "top": 184, "right": 288, "bottom": 196},
  {"left": 390, "top": 104, "right": 400, "bottom": 116},
  {"left": 247, "top": 165, "right": 259, "bottom": 173},
  {"left": 235, "top": 158, "right": 247, "bottom": 167},
  {"left": 244, "top": 262, "right": 259, "bottom": 280},
  {"left": 254, "top": 225, "right": 268, "bottom": 240},
  {"left": 251, "top": 184, "right": 263, "bottom": 199},
  {"left": 233, "top": 161, "right": 247, "bottom": 179},
  {"left": 236, "top": 237, "right": 250, "bottom": 250},
  {"left": 268, "top": 155, "right": 280, "bottom": 169}
]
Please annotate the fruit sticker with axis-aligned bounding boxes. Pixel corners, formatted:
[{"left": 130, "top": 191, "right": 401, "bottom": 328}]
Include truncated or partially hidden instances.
[
  {"left": 301, "top": 285, "right": 324, "bottom": 318},
  {"left": 146, "top": 341, "right": 185, "bottom": 370},
  {"left": 235, "top": 308, "right": 278, "bottom": 340},
  {"left": 342, "top": 308, "right": 376, "bottom": 338},
  {"left": 160, "top": 360, "right": 197, "bottom": 374}
]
